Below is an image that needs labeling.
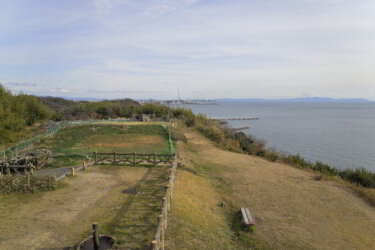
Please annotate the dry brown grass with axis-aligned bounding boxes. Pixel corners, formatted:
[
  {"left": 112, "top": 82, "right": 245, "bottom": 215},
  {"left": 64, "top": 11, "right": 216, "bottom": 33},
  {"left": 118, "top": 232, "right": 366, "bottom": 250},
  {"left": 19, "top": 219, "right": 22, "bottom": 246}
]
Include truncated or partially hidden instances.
[
  {"left": 166, "top": 171, "right": 239, "bottom": 250},
  {"left": 0, "top": 166, "right": 147, "bottom": 249},
  {"left": 86, "top": 134, "right": 165, "bottom": 149},
  {"left": 167, "top": 129, "right": 375, "bottom": 250}
]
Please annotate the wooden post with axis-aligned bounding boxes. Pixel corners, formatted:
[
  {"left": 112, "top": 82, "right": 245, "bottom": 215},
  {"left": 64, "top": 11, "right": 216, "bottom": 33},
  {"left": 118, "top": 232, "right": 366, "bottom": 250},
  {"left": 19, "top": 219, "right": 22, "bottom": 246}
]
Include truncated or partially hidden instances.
[
  {"left": 114, "top": 151, "right": 116, "bottom": 164},
  {"left": 162, "top": 198, "right": 167, "bottom": 230},
  {"left": 168, "top": 176, "right": 173, "bottom": 197},
  {"left": 151, "top": 240, "right": 157, "bottom": 250},
  {"left": 6, "top": 166, "right": 10, "bottom": 176},
  {"left": 94, "top": 151, "right": 97, "bottom": 165},
  {"left": 93, "top": 223, "right": 100, "bottom": 250},
  {"left": 153, "top": 152, "right": 156, "bottom": 167},
  {"left": 159, "top": 215, "right": 165, "bottom": 250},
  {"left": 133, "top": 152, "right": 136, "bottom": 166},
  {"left": 165, "top": 185, "right": 171, "bottom": 211},
  {"left": 71, "top": 167, "right": 75, "bottom": 176},
  {"left": 27, "top": 174, "right": 31, "bottom": 188},
  {"left": 83, "top": 161, "right": 86, "bottom": 170}
]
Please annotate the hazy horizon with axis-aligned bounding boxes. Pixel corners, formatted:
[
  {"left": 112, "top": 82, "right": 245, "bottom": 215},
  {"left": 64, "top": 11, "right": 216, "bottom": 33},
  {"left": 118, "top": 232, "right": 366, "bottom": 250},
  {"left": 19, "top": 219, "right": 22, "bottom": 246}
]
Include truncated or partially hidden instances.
[{"left": 1, "top": 0, "right": 375, "bottom": 100}]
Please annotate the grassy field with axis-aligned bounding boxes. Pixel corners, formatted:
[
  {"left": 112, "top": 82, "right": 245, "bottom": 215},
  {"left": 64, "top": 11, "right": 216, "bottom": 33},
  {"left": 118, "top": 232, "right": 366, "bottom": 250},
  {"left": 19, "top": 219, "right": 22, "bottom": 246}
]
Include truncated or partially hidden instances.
[
  {"left": 0, "top": 166, "right": 170, "bottom": 249},
  {"left": 33, "top": 124, "right": 171, "bottom": 168},
  {"left": 166, "top": 128, "right": 375, "bottom": 250},
  {"left": 0, "top": 123, "right": 173, "bottom": 249}
]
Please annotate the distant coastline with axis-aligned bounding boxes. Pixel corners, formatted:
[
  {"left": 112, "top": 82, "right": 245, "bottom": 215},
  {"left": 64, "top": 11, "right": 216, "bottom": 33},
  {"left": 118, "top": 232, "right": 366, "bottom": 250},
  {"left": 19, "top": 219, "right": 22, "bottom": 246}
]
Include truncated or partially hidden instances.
[{"left": 215, "top": 97, "right": 375, "bottom": 103}]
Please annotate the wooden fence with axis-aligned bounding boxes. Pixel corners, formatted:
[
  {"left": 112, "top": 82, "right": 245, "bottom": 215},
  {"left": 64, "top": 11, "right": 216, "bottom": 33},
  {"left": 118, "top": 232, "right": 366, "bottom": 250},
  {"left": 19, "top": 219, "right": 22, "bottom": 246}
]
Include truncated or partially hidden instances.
[
  {"left": 150, "top": 155, "right": 178, "bottom": 250},
  {"left": 93, "top": 152, "right": 176, "bottom": 166}
]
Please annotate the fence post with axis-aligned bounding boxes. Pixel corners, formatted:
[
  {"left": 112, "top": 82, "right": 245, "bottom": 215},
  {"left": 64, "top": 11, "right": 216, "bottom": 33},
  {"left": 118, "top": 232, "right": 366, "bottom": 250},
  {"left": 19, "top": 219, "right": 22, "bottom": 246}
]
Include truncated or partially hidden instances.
[
  {"left": 27, "top": 174, "right": 31, "bottom": 188},
  {"left": 133, "top": 152, "right": 136, "bottom": 166},
  {"left": 114, "top": 151, "right": 116, "bottom": 164},
  {"left": 93, "top": 223, "right": 100, "bottom": 250},
  {"left": 159, "top": 215, "right": 165, "bottom": 250},
  {"left": 153, "top": 152, "right": 156, "bottom": 167},
  {"left": 168, "top": 176, "right": 173, "bottom": 197},
  {"left": 151, "top": 240, "right": 157, "bottom": 250},
  {"left": 166, "top": 185, "right": 171, "bottom": 212},
  {"left": 71, "top": 167, "right": 75, "bottom": 176},
  {"left": 94, "top": 151, "right": 97, "bottom": 165},
  {"left": 162, "top": 198, "right": 167, "bottom": 230},
  {"left": 5, "top": 163, "right": 10, "bottom": 176},
  {"left": 83, "top": 161, "right": 86, "bottom": 170}
]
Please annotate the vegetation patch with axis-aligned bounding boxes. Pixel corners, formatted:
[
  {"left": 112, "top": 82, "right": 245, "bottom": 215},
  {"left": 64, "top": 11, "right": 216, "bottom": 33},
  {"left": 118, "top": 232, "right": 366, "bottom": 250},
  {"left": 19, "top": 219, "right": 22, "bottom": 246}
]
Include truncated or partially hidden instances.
[
  {"left": 34, "top": 124, "right": 171, "bottom": 168},
  {"left": 0, "top": 175, "right": 57, "bottom": 193}
]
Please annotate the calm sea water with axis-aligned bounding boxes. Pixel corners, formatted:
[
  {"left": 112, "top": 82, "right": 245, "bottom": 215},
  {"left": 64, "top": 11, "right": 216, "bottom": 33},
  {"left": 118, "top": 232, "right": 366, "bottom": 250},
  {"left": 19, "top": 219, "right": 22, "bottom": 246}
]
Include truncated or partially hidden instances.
[{"left": 181, "top": 102, "right": 375, "bottom": 171}]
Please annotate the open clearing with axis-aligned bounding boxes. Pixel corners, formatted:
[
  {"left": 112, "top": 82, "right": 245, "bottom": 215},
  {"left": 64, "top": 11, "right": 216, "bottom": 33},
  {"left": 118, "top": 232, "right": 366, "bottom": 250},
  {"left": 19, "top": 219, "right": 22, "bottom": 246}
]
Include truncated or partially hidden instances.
[
  {"left": 166, "top": 129, "right": 375, "bottom": 249},
  {"left": 0, "top": 165, "right": 169, "bottom": 249},
  {"left": 0, "top": 123, "right": 172, "bottom": 249}
]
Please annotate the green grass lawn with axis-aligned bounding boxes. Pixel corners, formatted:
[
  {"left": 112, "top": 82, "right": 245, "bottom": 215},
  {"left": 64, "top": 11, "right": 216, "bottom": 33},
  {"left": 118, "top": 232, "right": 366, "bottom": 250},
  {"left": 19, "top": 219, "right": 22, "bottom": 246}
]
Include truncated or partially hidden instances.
[{"left": 33, "top": 124, "right": 171, "bottom": 168}]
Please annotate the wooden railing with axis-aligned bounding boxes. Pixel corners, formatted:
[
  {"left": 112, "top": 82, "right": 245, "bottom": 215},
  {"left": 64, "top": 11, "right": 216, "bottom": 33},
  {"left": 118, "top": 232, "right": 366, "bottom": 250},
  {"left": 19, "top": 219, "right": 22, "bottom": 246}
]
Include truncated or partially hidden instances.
[
  {"left": 150, "top": 155, "right": 178, "bottom": 250},
  {"left": 93, "top": 152, "right": 176, "bottom": 166}
]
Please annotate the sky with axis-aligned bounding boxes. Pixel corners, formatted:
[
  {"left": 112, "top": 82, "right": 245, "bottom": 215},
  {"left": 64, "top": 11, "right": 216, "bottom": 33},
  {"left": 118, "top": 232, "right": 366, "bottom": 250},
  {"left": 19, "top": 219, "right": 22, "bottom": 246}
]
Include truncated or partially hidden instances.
[{"left": 1, "top": 0, "right": 375, "bottom": 100}]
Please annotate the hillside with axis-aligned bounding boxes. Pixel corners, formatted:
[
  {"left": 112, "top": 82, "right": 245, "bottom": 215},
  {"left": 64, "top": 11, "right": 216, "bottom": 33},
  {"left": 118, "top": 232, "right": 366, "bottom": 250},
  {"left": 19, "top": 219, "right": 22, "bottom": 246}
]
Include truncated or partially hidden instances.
[
  {"left": 166, "top": 128, "right": 375, "bottom": 249},
  {"left": 40, "top": 96, "right": 140, "bottom": 120},
  {"left": 0, "top": 85, "right": 53, "bottom": 145},
  {"left": 0, "top": 85, "right": 141, "bottom": 147}
]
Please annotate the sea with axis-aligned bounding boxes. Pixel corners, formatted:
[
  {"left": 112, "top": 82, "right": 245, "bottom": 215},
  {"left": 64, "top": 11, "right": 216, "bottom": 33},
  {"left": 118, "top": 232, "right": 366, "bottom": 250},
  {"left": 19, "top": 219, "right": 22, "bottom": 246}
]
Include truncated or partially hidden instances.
[{"left": 179, "top": 102, "right": 375, "bottom": 172}]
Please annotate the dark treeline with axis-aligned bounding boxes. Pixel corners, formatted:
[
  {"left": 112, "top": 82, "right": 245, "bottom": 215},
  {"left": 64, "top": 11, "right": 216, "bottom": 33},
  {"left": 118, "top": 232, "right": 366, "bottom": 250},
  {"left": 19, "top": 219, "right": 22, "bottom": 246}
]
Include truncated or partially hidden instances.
[
  {"left": 40, "top": 97, "right": 140, "bottom": 120},
  {"left": 0, "top": 85, "right": 53, "bottom": 144}
]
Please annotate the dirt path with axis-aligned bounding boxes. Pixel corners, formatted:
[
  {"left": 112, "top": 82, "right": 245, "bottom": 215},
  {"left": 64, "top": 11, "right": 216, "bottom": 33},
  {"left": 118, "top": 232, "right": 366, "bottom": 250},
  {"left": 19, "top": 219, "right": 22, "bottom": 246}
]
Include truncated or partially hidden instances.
[
  {"left": 181, "top": 130, "right": 375, "bottom": 249},
  {"left": 0, "top": 167, "right": 148, "bottom": 249}
]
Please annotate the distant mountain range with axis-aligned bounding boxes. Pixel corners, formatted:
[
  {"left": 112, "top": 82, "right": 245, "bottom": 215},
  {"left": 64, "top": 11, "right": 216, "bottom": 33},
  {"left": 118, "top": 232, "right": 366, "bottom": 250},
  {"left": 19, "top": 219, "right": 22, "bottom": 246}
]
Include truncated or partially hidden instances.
[
  {"left": 39, "top": 96, "right": 374, "bottom": 103},
  {"left": 40, "top": 96, "right": 105, "bottom": 101},
  {"left": 215, "top": 97, "right": 374, "bottom": 103}
]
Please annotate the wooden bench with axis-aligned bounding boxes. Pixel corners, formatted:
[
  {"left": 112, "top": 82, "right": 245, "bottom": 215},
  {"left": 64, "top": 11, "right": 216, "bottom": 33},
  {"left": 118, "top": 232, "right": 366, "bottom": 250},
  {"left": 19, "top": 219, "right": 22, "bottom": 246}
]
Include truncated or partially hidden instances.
[{"left": 240, "top": 207, "right": 255, "bottom": 228}]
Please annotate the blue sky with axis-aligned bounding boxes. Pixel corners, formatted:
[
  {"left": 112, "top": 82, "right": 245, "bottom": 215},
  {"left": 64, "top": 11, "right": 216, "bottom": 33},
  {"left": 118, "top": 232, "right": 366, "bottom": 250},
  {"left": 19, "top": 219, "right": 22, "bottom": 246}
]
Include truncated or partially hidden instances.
[{"left": 1, "top": 0, "right": 375, "bottom": 99}]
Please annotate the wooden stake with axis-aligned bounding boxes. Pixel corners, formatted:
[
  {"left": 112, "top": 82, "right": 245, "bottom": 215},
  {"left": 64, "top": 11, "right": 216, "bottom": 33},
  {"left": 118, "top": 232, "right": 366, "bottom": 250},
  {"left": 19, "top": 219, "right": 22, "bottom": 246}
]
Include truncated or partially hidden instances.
[
  {"left": 92, "top": 223, "right": 100, "bottom": 250},
  {"left": 71, "top": 167, "right": 75, "bottom": 176},
  {"left": 159, "top": 215, "right": 165, "bottom": 250},
  {"left": 27, "top": 174, "right": 30, "bottom": 188},
  {"left": 151, "top": 240, "right": 157, "bottom": 250},
  {"left": 162, "top": 198, "right": 167, "bottom": 230}
]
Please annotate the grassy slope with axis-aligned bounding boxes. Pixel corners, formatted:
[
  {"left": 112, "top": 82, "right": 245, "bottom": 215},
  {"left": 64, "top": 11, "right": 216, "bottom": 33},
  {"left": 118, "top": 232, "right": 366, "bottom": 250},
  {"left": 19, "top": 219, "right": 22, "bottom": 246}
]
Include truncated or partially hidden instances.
[{"left": 166, "top": 128, "right": 375, "bottom": 250}]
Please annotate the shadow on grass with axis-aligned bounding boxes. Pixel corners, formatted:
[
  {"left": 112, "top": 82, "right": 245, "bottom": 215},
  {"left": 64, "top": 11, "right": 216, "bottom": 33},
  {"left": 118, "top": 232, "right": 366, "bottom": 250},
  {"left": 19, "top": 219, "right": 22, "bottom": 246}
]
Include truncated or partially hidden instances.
[{"left": 104, "top": 166, "right": 169, "bottom": 249}]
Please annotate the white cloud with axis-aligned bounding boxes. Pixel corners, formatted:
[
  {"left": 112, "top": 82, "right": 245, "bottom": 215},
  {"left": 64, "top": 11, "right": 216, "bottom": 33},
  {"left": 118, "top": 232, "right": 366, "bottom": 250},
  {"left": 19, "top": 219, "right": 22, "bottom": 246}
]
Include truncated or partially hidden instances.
[{"left": 1, "top": 0, "right": 375, "bottom": 99}]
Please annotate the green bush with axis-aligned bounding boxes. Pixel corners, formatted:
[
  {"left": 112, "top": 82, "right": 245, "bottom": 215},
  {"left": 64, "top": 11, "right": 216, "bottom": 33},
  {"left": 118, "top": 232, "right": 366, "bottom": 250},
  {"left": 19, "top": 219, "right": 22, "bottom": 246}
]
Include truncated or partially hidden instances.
[
  {"left": 264, "top": 151, "right": 279, "bottom": 162},
  {"left": 0, "top": 85, "right": 54, "bottom": 145},
  {"left": 339, "top": 168, "right": 375, "bottom": 188},
  {"left": 312, "top": 161, "right": 338, "bottom": 176}
]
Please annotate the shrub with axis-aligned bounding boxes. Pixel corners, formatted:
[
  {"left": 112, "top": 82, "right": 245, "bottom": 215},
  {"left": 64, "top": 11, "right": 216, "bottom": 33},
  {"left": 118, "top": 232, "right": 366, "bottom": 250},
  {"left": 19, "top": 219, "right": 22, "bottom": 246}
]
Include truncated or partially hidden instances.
[
  {"left": 264, "top": 151, "right": 279, "bottom": 162},
  {"left": 313, "top": 161, "right": 338, "bottom": 176},
  {"left": 339, "top": 168, "right": 375, "bottom": 188},
  {"left": 0, "top": 175, "right": 57, "bottom": 193},
  {"left": 169, "top": 127, "right": 187, "bottom": 142}
]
